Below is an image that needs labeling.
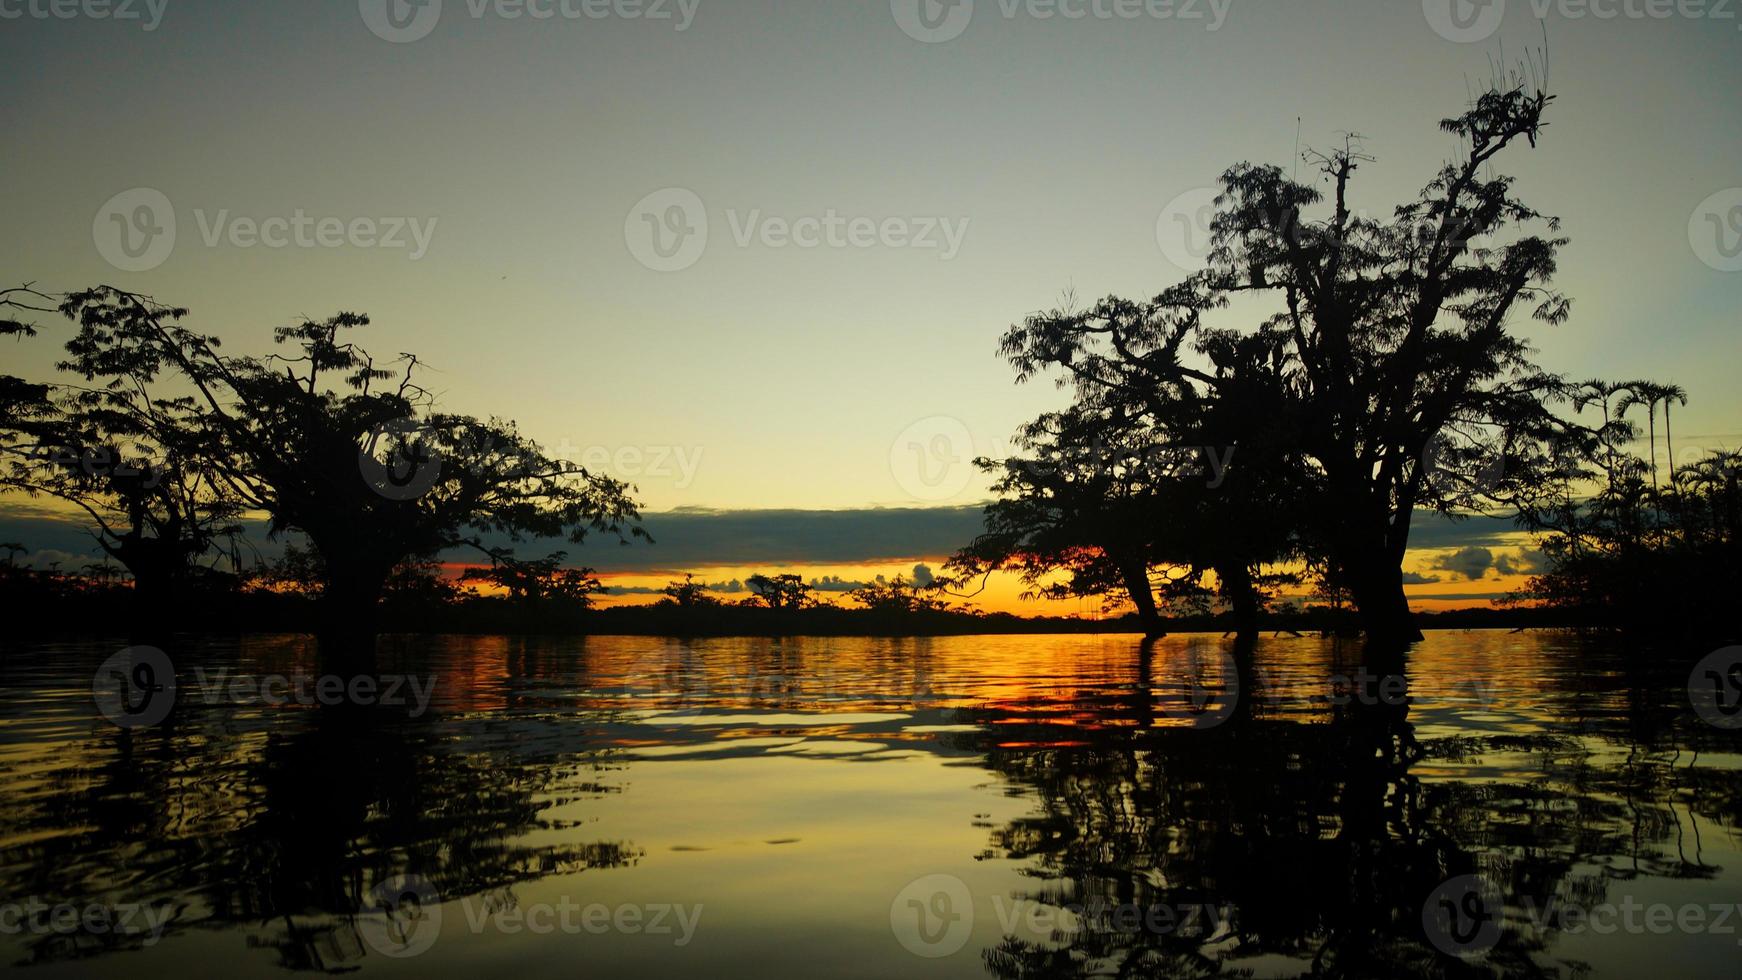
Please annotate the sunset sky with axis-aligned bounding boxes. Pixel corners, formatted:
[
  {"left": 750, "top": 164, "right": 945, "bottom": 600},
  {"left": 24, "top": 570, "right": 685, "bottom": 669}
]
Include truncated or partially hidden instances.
[{"left": 4, "top": 0, "right": 1739, "bottom": 613}]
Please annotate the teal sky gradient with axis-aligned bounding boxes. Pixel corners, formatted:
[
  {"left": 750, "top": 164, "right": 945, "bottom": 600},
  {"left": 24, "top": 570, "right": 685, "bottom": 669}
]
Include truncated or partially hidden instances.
[{"left": 4, "top": 0, "right": 1740, "bottom": 513}]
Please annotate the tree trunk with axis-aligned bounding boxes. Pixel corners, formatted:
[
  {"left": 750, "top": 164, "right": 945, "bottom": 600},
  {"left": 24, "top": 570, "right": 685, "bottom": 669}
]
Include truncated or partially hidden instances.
[
  {"left": 1346, "top": 556, "right": 1422, "bottom": 650},
  {"left": 1117, "top": 555, "right": 1165, "bottom": 640},
  {"left": 1216, "top": 561, "right": 1261, "bottom": 641},
  {"left": 109, "top": 542, "right": 180, "bottom": 645},
  {"left": 1327, "top": 458, "right": 1425, "bottom": 650},
  {"left": 316, "top": 559, "right": 390, "bottom": 675},
  {"left": 1664, "top": 402, "right": 1677, "bottom": 488},
  {"left": 1648, "top": 411, "right": 1659, "bottom": 495},
  {"left": 128, "top": 570, "right": 177, "bottom": 643}
]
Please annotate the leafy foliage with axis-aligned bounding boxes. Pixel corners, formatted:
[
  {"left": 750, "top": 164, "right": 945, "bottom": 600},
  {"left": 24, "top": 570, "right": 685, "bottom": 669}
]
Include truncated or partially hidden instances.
[
  {"left": 985, "top": 81, "right": 1597, "bottom": 645},
  {"left": 1514, "top": 446, "right": 1741, "bottom": 640},
  {"left": 847, "top": 575, "right": 952, "bottom": 614},
  {"left": 3, "top": 285, "right": 645, "bottom": 650},
  {"left": 744, "top": 573, "right": 816, "bottom": 610}
]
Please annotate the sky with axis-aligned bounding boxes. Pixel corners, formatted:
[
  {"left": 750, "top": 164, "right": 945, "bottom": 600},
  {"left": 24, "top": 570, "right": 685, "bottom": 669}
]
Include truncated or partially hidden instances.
[{"left": 3, "top": 0, "right": 1740, "bottom": 611}]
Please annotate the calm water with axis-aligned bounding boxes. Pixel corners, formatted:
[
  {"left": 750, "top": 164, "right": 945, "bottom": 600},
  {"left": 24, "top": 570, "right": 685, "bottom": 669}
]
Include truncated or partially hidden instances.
[{"left": 1, "top": 632, "right": 1739, "bottom": 978}]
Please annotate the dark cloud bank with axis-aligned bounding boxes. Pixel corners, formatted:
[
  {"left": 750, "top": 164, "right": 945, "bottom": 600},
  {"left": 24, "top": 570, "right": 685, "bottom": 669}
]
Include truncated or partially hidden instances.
[{"left": 0, "top": 505, "right": 1528, "bottom": 573}]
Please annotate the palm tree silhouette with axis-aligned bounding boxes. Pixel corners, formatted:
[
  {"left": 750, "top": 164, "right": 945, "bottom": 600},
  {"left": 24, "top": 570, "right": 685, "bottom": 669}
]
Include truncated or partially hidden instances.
[
  {"left": 1574, "top": 379, "right": 1635, "bottom": 492},
  {"left": 1618, "top": 382, "right": 1691, "bottom": 523},
  {"left": 1659, "top": 383, "right": 1689, "bottom": 487}
]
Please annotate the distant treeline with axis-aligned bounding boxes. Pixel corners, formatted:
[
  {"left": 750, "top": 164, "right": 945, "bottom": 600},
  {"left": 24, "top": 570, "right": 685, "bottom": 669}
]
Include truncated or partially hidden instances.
[{"left": 0, "top": 560, "right": 1575, "bottom": 640}]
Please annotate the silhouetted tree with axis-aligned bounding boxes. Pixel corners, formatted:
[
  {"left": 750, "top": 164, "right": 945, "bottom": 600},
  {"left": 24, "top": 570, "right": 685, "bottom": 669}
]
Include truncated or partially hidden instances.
[
  {"left": 1617, "top": 380, "right": 1689, "bottom": 507},
  {"left": 0, "top": 283, "right": 54, "bottom": 340},
  {"left": 967, "top": 302, "right": 1314, "bottom": 639},
  {"left": 659, "top": 573, "right": 721, "bottom": 608},
  {"left": 460, "top": 549, "right": 604, "bottom": 609},
  {"left": 45, "top": 286, "right": 644, "bottom": 663},
  {"left": 744, "top": 573, "right": 815, "bottom": 610},
  {"left": 1659, "top": 383, "right": 1688, "bottom": 488},
  {"left": 2, "top": 287, "right": 245, "bottom": 624},
  {"left": 848, "top": 575, "right": 952, "bottom": 614},
  {"left": 998, "top": 79, "right": 1587, "bottom": 648},
  {"left": 950, "top": 403, "right": 1202, "bottom": 639},
  {"left": 1515, "top": 443, "right": 1741, "bottom": 641}
]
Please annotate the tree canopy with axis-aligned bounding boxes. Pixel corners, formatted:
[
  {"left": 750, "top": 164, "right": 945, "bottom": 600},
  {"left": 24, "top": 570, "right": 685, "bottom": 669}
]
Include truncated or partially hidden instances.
[
  {"left": 982, "top": 80, "right": 1599, "bottom": 647},
  {"left": 3, "top": 285, "right": 646, "bottom": 660}
]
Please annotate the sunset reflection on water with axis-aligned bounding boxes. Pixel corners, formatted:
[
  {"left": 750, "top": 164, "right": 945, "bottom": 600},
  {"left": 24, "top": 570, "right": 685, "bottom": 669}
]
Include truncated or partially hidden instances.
[{"left": 1, "top": 631, "right": 1738, "bottom": 978}]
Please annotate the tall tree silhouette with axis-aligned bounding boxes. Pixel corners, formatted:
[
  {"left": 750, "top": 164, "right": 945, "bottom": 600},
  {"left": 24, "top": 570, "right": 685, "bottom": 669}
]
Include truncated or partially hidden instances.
[
  {"left": 49, "top": 286, "right": 644, "bottom": 662},
  {"left": 968, "top": 297, "right": 1317, "bottom": 639},
  {"left": 1618, "top": 381, "right": 1664, "bottom": 501},
  {"left": 1574, "top": 378, "right": 1638, "bottom": 493},
  {"left": 2, "top": 285, "right": 245, "bottom": 625},
  {"left": 998, "top": 81, "right": 1582, "bottom": 647},
  {"left": 952, "top": 402, "right": 1197, "bottom": 640},
  {"left": 460, "top": 549, "right": 605, "bottom": 609},
  {"left": 744, "top": 573, "right": 815, "bottom": 610}
]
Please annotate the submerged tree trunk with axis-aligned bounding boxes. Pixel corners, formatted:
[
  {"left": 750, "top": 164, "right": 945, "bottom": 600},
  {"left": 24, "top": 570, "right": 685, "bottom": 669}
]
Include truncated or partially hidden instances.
[
  {"left": 128, "top": 571, "right": 178, "bottom": 646},
  {"left": 1346, "top": 555, "right": 1422, "bottom": 650},
  {"left": 108, "top": 541, "right": 184, "bottom": 646},
  {"left": 1117, "top": 555, "right": 1165, "bottom": 640},
  {"left": 315, "top": 557, "right": 391, "bottom": 676},
  {"left": 1216, "top": 562, "right": 1261, "bottom": 641},
  {"left": 1327, "top": 463, "right": 1424, "bottom": 650}
]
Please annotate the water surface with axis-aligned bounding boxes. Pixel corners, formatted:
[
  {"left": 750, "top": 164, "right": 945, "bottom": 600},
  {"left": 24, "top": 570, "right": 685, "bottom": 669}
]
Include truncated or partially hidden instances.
[{"left": 1, "top": 632, "right": 1738, "bottom": 978}]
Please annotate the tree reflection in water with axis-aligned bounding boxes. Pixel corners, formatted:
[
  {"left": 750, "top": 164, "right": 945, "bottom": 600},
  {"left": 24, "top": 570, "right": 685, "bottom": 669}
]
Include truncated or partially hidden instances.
[
  {"left": 975, "top": 639, "right": 1742, "bottom": 979},
  {"left": 3, "top": 633, "right": 1739, "bottom": 977},
  {"left": 0, "top": 636, "right": 637, "bottom": 972}
]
